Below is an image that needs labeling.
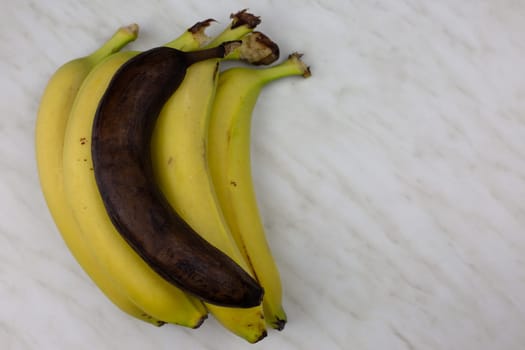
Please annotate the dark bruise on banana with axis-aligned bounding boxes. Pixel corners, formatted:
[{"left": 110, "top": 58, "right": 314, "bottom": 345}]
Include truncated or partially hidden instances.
[{"left": 91, "top": 43, "right": 264, "bottom": 308}]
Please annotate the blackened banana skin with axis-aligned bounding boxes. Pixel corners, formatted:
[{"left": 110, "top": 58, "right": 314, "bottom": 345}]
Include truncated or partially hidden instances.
[{"left": 91, "top": 45, "right": 263, "bottom": 308}]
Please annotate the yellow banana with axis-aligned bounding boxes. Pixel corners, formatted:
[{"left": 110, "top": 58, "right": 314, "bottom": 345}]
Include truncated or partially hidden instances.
[
  {"left": 151, "top": 18, "right": 277, "bottom": 342},
  {"left": 62, "top": 25, "right": 212, "bottom": 328},
  {"left": 207, "top": 54, "right": 311, "bottom": 330},
  {"left": 35, "top": 24, "right": 164, "bottom": 326},
  {"left": 34, "top": 24, "right": 161, "bottom": 326}
]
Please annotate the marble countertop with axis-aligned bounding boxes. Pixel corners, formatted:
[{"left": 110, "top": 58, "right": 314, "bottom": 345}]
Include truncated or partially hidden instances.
[{"left": 2, "top": 0, "right": 525, "bottom": 349}]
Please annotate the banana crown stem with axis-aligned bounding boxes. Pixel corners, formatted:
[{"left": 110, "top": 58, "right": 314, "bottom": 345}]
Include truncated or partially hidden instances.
[
  {"left": 184, "top": 12, "right": 279, "bottom": 67},
  {"left": 164, "top": 16, "right": 259, "bottom": 68},
  {"left": 89, "top": 24, "right": 139, "bottom": 63},
  {"left": 163, "top": 15, "right": 249, "bottom": 52}
]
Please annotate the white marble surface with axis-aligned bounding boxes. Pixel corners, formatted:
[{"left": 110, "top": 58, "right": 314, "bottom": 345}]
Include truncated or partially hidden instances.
[{"left": 1, "top": 0, "right": 525, "bottom": 349}]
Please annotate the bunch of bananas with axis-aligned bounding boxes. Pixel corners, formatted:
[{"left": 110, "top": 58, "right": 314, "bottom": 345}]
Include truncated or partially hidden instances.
[{"left": 35, "top": 10, "right": 310, "bottom": 343}]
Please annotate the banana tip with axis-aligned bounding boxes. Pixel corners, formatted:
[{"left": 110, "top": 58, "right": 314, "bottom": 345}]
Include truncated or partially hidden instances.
[
  {"left": 273, "top": 318, "right": 287, "bottom": 331},
  {"left": 252, "top": 330, "right": 268, "bottom": 344},
  {"left": 191, "top": 314, "right": 209, "bottom": 329}
]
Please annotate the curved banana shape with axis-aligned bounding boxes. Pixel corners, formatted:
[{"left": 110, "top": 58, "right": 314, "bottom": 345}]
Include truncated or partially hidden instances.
[
  {"left": 62, "top": 27, "right": 212, "bottom": 328},
  {"left": 35, "top": 24, "right": 165, "bottom": 326},
  {"left": 151, "top": 20, "right": 278, "bottom": 342},
  {"left": 92, "top": 42, "right": 265, "bottom": 307},
  {"left": 207, "top": 54, "right": 311, "bottom": 330}
]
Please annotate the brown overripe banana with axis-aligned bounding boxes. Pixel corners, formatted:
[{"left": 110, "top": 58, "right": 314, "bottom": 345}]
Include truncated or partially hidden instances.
[{"left": 91, "top": 42, "right": 263, "bottom": 308}]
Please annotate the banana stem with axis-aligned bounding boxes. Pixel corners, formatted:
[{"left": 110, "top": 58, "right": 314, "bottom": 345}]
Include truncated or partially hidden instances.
[
  {"left": 206, "top": 9, "right": 261, "bottom": 48},
  {"left": 164, "top": 33, "right": 193, "bottom": 50},
  {"left": 221, "top": 53, "right": 310, "bottom": 87},
  {"left": 88, "top": 24, "right": 139, "bottom": 63},
  {"left": 164, "top": 9, "right": 260, "bottom": 52},
  {"left": 206, "top": 25, "right": 253, "bottom": 48},
  {"left": 254, "top": 53, "right": 311, "bottom": 84},
  {"left": 163, "top": 22, "right": 211, "bottom": 51}
]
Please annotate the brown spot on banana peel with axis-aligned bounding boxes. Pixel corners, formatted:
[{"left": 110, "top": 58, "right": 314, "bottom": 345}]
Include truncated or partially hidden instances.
[{"left": 91, "top": 44, "right": 263, "bottom": 308}]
